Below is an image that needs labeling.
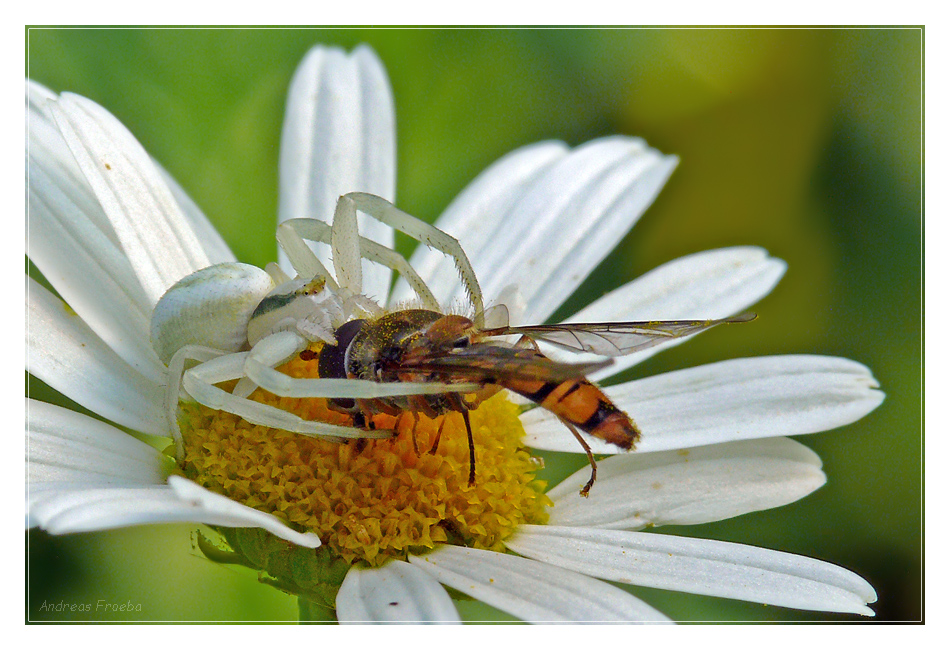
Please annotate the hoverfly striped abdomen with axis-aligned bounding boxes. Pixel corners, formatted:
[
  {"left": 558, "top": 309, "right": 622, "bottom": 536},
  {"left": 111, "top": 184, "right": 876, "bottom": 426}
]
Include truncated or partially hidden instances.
[{"left": 497, "top": 350, "right": 639, "bottom": 450}]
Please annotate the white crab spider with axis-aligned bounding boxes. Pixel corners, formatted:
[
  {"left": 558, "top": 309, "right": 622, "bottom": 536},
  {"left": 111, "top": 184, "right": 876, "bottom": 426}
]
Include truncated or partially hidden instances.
[{"left": 151, "top": 192, "right": 485, "bottom": 459}]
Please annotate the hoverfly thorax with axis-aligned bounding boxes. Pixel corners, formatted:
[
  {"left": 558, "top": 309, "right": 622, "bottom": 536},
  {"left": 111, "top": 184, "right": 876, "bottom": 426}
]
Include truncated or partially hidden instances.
[
  {"left": 344, "top": 310, "right": 446, "bottom": 381},
  {"left": 404, "top": 314, "right": 478, "bottom": 358}
]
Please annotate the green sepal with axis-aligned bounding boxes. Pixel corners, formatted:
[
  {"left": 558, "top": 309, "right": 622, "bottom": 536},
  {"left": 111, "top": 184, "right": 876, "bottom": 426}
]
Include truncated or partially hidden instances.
[{"left": 197, "top": 527, "right": 351, "bottom": 618}]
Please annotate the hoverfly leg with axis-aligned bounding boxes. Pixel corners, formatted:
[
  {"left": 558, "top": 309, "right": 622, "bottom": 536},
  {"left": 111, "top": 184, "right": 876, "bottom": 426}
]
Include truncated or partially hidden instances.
[
  {"left": 559, "top": 418, "right": 597, "bottom": 497},
  {"left": 346, "top": 411, "right": 369, "bottom": 453},
  {"left": 461, "top": 409, "right": 476, "bottom": 487},
  {"left": 397, "top": 411, "right": 421, "bottom": 457},
  {"left": 438, "top": 394, "right": 477, "bottom": 486},
  {"left": 347, "top": 400, "right": 386, "bottom": 453},
  {"left": 514, "top": 334, "right": 541, "bottom": 353},
  {"left": 429, "top": 416, "right": 446, "bottom": 455},
  {"left": 461, "top": 384, "right": 502, "bottom": 412}
]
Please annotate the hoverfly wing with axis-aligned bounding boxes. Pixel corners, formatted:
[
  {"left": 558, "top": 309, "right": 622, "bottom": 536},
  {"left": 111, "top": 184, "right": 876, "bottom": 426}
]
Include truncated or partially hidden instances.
[
  {"left": 484, "top": 313, "right": 757, "bottom": 357},
  {"left": 399, "top": 344, "right": 613, "bottom": 383}
]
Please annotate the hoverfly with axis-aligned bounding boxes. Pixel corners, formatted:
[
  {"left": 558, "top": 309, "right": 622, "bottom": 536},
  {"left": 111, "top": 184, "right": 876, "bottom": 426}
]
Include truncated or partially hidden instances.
[
  {"left": 154, "top": 192, "right": 754, "bottom": 494},
  {"left": 316, "top": 306, "right": 755, "bottom": 496}
]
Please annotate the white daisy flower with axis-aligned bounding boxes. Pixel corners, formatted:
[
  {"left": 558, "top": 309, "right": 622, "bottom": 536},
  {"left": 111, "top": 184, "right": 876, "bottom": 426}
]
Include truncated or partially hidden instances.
[{"left": 26, "top": 44, "right": 884, "bottom": 623}]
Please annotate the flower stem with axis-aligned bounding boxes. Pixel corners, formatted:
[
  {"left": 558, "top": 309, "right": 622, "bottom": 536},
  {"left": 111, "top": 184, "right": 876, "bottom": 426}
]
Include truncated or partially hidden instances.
[{"left": 298, "top": 596, "right": 337, "bottom": 623}]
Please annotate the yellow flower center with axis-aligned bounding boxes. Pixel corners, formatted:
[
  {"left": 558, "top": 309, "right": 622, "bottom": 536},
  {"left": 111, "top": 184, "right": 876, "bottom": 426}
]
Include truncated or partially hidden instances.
[{"left": 180, "top": 343, "right": 551, "bottom": 568}]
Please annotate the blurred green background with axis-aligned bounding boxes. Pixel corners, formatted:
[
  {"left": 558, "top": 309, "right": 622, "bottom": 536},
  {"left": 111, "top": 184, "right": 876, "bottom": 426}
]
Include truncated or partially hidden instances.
[{"left": 26, "top": 28, "right": 922, "bottom": 622}]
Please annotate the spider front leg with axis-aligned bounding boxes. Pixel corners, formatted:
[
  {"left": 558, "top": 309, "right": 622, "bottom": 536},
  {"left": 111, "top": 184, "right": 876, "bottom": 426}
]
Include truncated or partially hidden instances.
[
  {"left": 243, "top": 330, "right": 483, "bottom": 401},
  {"left": 151, "top": 263, "right": 389, "bottom": 447},
  {"left": 337, "top": 193, "right": 485, "bottom": 321},
  {"left": 179, "top": 346, "right": 392, "bottom": 443}
]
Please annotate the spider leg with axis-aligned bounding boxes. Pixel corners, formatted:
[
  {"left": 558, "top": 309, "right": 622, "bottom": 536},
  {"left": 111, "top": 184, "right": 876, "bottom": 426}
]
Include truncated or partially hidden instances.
[
  {"left": 243, "top": 331, "right": 482, "bottom": 400},
  {"left": 279, "top": 217, "right": 441, "bottom": 311},
  {"left": 234, "top": 314, "right": 332, "bottom": 399},
  {"left": 264, "top": 262, "right": 291, "bottom": 285},
  {"left": 339, "top": 193, "right": 485, "bottom": 321},
  {"left": 275, "top": 219, "right": 340, "bottom": 291},
  {"left": 329, "top": 190, "right": 363, "bottom": 298},
  {"left": 180, "top": 350, "right": 390, "bottom": 442},
  {"left": 165, "top": 344, "right": 229, "bottom": 461}
]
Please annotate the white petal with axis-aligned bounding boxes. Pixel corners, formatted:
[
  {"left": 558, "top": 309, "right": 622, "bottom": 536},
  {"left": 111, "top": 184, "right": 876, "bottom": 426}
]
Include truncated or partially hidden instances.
[
  {"left": 26, "top": 277, "right": 167, "bottom": 435},
  {"left": 28, "top": 476, "right": 320, "bottom": 547},
  {"left": 278, "top": 45, "right": 396, "bottom": 303},
  {"left": 409, "top": 545, "right": 670, "bottom": 623},
  {"left": 48, "top": 92, "right": 209, "bottom": 304},
  {"left": 29, "top": 80, "right": 231, "bottom": 284},
  {"left": 166, "top": 476, "right": 322, "bottom": 548},
  {"left": 388, "top": 141, "right": 569, "bottom": 308},
  {"left": 28, "top": 82, "right": 165, "bottom": 381},
  {"left": 32, "top": 476, "right": 320, "bottom": 546},
  {"left": 28, "top": 162, "right": 165, "bottom": 383},
  {"left": 507, "top": 526, "right": 877, "bottom": 616},
  {"left": 28, "top": 483, "right": 190, "bottom": 533},
  {"left": 523, "top": 355, "right": 884, "bottom": 454},
  {"left": 336, "top": 561, "right": 461, "bottom": 623},
  {"left": 557, "top": 247, "right": 786, "bottom": 380},
  {"left": 28, "top": 483, "right": 148, "bottom": 514},
  {"left": 546, "top": 437, "right": 824, "bottom": 529},
  {"left": 442, "top": 137, "right": 677, "bottom": 323},
  {"left": 26, "top": 80, "right": 122, "bottom": 253},
  {"left": 27, "top": 399, "right": 169, "bottom": 487}
]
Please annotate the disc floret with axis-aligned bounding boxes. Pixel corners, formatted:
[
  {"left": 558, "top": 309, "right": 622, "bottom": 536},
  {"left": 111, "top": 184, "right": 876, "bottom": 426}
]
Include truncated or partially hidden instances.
[{"left": 180, "top": 344, "right": 551, "bottom": 570}]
